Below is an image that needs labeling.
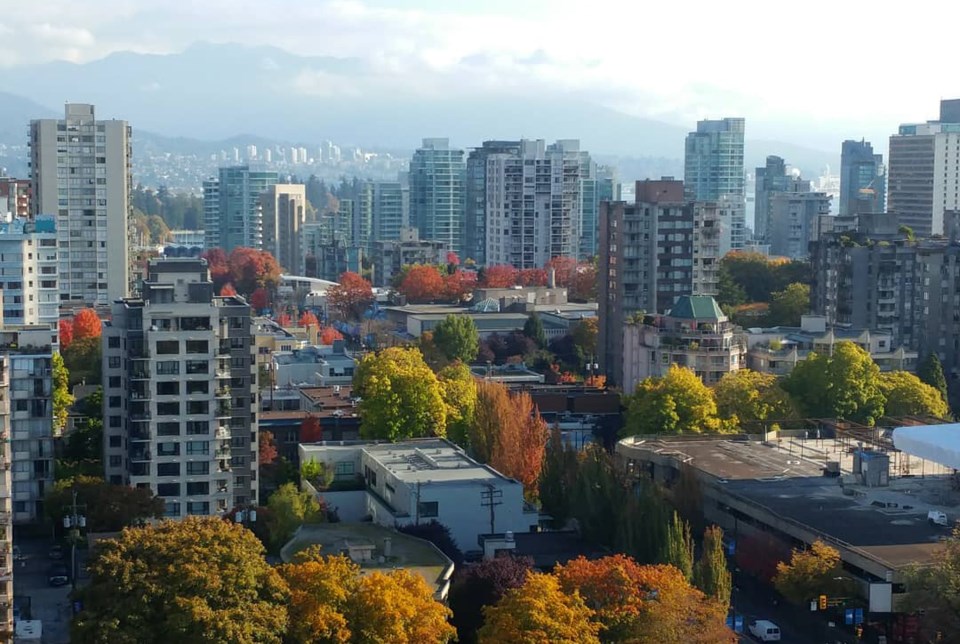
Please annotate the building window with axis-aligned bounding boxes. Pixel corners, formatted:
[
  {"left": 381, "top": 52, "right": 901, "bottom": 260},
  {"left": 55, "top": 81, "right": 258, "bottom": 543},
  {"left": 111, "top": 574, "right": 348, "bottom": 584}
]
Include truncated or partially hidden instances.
[
  {"left": 156, "top": 340, "right": 179, "bottom": 355},
  {"left": 186, "top": 481, "right": 209, "bottom": 495},
  {"left": 418, "top": 501, "right": 439, "bottom": 518},
  {"left": 108, "top": 455, "right": 122, "bottom": 467},
  {"left": 108, "top": 396, "right": 121, "bottom": 408},
  {"left": 156, "top": 381, "right": 179, "bottom": 396},
  {"left": 157, "top": 361, "right": 179, "bottom": 375},
  {"left": 186, "top": 441, "right": 209, "bottom": 455},
  {"left": 335, "top": 461, "right": 355, "bottom": 479},
  {"left": 157, "top": 483, "right": 180, "bottom": 497},
  {"left": 157, "top": 402, "right": 179, "bottom": 416},
  {"left": 186, "top": 502, "right": 210, "bottom": 515},
  {"left": 164, "top": 501, "right": 181, "bottom": 517},
  {"left": 109, "top": 416, "right": 121, "bottom": 428},
  {"left": 187, "top": 461, "right": 209, "bottom": 475},
  {"left": 108, "top": 357, "right": 121, "bottom": 368},
  {"left": 108, "top": 336, "right": 120, "bottom": 348},
  {"left": 157, "top": 422, "right": 180, "bottom": 436},
  {"left": 157, "top": 442, "right": 180, "bottom": 457},
  {"left": 187, "top": 421, "right": 209, "bottom": 435},
  {"left": 187, "top": 401, "right": 208, "bottom": 415},
  {"left": 109, "top": 435, "right": 121, "bottom": 448},
  {"left": 108, "top": 376, "right": 121, "bottom": 388},
  {"left": 157, "top": 463, "right": 180, "bottom": 477}
]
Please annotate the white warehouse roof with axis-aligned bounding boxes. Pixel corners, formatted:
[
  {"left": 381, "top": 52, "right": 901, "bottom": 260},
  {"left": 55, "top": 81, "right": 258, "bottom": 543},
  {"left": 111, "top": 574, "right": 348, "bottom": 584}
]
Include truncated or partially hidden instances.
[{"left": 893, "top": 424, "right": 960, "bottom": 469}]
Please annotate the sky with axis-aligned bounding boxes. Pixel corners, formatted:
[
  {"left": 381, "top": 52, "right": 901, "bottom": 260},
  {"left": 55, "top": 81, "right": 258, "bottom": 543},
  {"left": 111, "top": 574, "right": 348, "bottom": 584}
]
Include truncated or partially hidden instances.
[{"left": 0, "top": 0, "right": 954, "bottom": 150}]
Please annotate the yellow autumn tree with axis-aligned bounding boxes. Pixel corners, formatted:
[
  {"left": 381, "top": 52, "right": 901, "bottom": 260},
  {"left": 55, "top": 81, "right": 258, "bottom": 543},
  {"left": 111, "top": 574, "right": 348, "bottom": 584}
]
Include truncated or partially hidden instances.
[
  {"left": 773, "top": 540, "right": 854, "bottom": 604},
  {"left": 478, "top": 572, "right": 600, "bottom": 644},
  {"left": 278, "top": 547, "right": 357, "bottom": 643},
  {"left": 623, "top": 364, "right": 723, "bottom": 436},
  {"left": 346, "top": 569, "right": 456, "bottom": 643}
]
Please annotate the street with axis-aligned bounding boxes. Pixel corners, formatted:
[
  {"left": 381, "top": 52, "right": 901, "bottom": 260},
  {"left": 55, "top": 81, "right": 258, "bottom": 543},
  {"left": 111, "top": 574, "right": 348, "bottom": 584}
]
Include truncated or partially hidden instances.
[{"left": 13, "top": 534, "right": 78, "bottom": 644}]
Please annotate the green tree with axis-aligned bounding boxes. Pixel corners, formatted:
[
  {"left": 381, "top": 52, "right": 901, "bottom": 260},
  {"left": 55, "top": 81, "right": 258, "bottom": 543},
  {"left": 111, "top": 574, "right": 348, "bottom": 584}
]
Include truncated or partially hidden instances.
[
  {"left": 918, "top": 353, "right": 949, "bottom": 405},
  {"left": 623, "top": 365, "right": 722, "bottom": 436},
  {"left": 782, "top": 341, "right": 885, "bottom": 425},
  {"left": 52, "top": 352, "right": 74, "bottom": 434},
  {"left": 773, "top": 540, "right": 852, "bottom": 605},
  {"left": 522, "top": 313, "right": 547, "bottom": 349},
  {"left": 902, "top": 525, "right": 960, "bottom": 641},
  {"left": 353, "top": 347, "right": 447, "bottom": 440},
  {"left": 538, "top": 429, "right": 580, "bottom": 528},
  {"left": 63, "top": 388, "right": 103, "bottom": 464},
  {"left": 660, "top": 512, "right": 693, "bottom": 581},
  {"left": 764, "top": 282, "right": 810, "bottom": 327},
  {"left": 879, "top": 371, "right": 950, "bottom": 418},
  {"left": 432, "top": 314, "right": 480, "bottom": 364},
  {"left": 716, "top": 266, "right": 747, "bottom": 308},
  {"left": 46, "top": 476, "right": 164, "bottom": 532},
  {"left": 265, "top": 483, "right": 324, "bottom": 551},
  {"left": 437, "top": 362, "right": 477, "bottom": 449},
  {"left": 62, "top": 336, "right": 102, "bottom": 386},
  {"left": 693, "top": 526, "right": 732, "bottom": 607},
  {"left": 72, "top": 517, "right": 288, "bottom": 644},
  {"left": 571, "top": 318, "right": 599, "bottom": 366},
  {"left": 713, "top": 369, "right": 797, "bottom": 425}
]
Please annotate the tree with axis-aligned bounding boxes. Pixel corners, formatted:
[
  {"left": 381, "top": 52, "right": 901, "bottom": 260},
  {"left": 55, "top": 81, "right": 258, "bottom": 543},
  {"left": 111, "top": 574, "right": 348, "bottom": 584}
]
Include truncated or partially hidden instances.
[
  {"left": 879, "top": 371, "right": 950, "bottom": 418},
  {"left": 399, "top": 265, "right": 446, "bottom": 304},
  {"left": 250, "top": 287, "right": 270, "bottom": 311},
  {"left": 902, "top": 525, "right": 960, "bottom": 640},
  {"left": 446, "top": 251, "right": 460, "bottom": 266},
  {"left": 397, "top": 521, "right": 463, "bottom": 565},
  {"left": 146, "top": 214, "right": 170, "bottom": 244},
  {"left": 73, "top": 308, "right": 102, "bottom": 342},
  {"left": 265, "top": 482, "right": 324, "bottom": 550},
  {"left": 72, "top": 516, "right": 288, "bottom": 644},
  {"left": 219, "top": 283, "right": 238, "bottom": 296},
  {"left": 571, "top": 262, "right": 598, "bottom": 302},
  {"left": 300, "top": 414, "right": 323, "bottom": 443},
  {"left": 62, "top": 336, "right": 102, "bottom": 387},
  {"left": 522, "top": 313, "right": 547, "bottom": 349},
  {"left": 918, "top": 353, "right": 949, "bottom": 405},
  {"left": 571, "top": 317, "right": 598, "bottom": 363},
  {"left": 202, "top": 248, "right": 231, "bottom": 290},
  {"left": 62, "top": 388, "right": 103, "bottom": 465},
  {"left": 765, "top": 282, "right": 810, "bottom": 327},
  {"left": 782, "top": 341, "right": 885, "bottom": 425},
  {"left": 437, "top": 362, "right": 478, "bottom": 449},
  {"left": 449, "top": 556, "right": 533, "bottom": 643},
  {"left": 517, "top": 268, "right": 547, "bottom": 287},
  {"left": 693, "top": 526, "right": 732, "bottom": 607},
  {"left": 545, "top": 256, "right": 578, "bottom": 287},
  {"left": 346, "top": 569, "right": 456, "bottom": 643},
  {"left": 259, "top": 431, "right": 278, "bottom": 466},
  {"left": 661, "top": 512, "right": 693, "bottom": 581},
  {"left": 480, "top": 264, "right": 517, "bottom": 288},
  {"left": 298, "top": 311, "right": 319, "bottom": 328},
  {"left": 471, "top": 381, "right": 548, "bottom": 499},
  {"left": 52, "top": 352, "right": 73, "bottom": 434},
  {"left": 328, "top": 272, "right": 374, "bottom": 321},
  {"left": 46, "top": 476, "right": 164, "bottom": 533},
  {"left": 353, "top": 347, "right": 447, "bottom": 440},
  {"left": 443, "top": 269, "right": 477, "bottom": 303},
  {"left": 478, "top": 572, "right": 600, "bottom": 644},
  {"left": 59, "top": 318, "right": 74, "bottom": 351},
  {"left": 623, "top": 365, "right": 722, "bottom": 436},
  {"left": 555, "top": 556, "right": 733, "bottom": 644},
  {"left": 432, "top": 314, "right": 480, "bottom": 363},
  {"left": 278, "top": 547, "right": 356, "bottom": 644},
  {"left": 773, "top": 540, "right": 851, "bottom": 605},
  {"left": 538, "top": 429, "right": 580, "bottom": 528},
  {"left": 713, "top": 369, "right": 797, "bottom": 425},
  {"left": 319, "top": 326, "right": 344, "bottom": 345},
  {"left": 228, "top": 247, "right": 282, "bottom": 294}
]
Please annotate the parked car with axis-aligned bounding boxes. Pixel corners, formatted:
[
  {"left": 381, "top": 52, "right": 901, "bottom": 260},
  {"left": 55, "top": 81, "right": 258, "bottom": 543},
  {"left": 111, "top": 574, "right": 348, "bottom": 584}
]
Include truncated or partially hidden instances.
[
  {"left": 748, "top": 619, "right": 781, "bottom": 642},
  {"left": 929, "top": 510, "right": 949, "bottom": 527},
  {"left": 47, "top": 563, "right": 69, "bottom": 587},
  {"left": 48, "top": 544, "right": 64, "bottom": 560}
]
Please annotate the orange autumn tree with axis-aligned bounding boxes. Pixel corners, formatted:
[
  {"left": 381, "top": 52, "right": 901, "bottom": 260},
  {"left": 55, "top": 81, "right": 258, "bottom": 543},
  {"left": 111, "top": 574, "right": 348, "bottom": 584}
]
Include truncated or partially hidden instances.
[
  {"left": 258, "top": 431, "right": 278, "bottom": 466},
  {"left": 327, "top": 271, "right": 374, "bottom": 320},
  {"left": 470, "top": 381, "right": 548, "bottom": 499},
  {"left": 555, "top": 556, "right": 734, "bottom": 644},
  {"left": 481, "top": 264, "right": 517, "bottom": 288},
  {"left": 398, "top": 265, "right": 445, "bottom": 304},
  {"left": 478, "top": 572, "right": 599, "bottom": 644},
  {"left": 59, "top": 319, "right": 74, "bottom": 351},
  {"left": 298, "top": 311, "right": 319, "bottom": 328},
  {"left": 319, "top": 326, "right": 344, "bottom": 345},
  {"left": 443, "top": 270, "right": 477, "bottom": 303},
  {"left": 219, "top": 283, "right": 238, "bottom": 296},
  {"left": 72, "top": 308, "right": 102, "bottom": 342},
  {"left": 545, "top": 256, "right": 578, "bottom": 287},
  {"left": 300, "top": 415, "right": 323, "bottom": 443}
]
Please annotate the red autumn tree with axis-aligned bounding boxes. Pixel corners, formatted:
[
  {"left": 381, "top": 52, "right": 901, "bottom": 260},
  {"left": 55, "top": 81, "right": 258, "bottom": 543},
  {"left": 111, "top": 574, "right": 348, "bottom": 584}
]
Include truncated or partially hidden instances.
[
  {"left": 59, "top": 319, "right": 74, "bottom": 351},
  {"left": 219, "top": 283, "right": 238, "bottom": 296},
  {"left": 258, "top": 431, "right": 278, "bottom": 466},
  {"left": 300, "top": 415, "right": 323, "bottom": 443},
  {"left": 517, "top": 268, "right": 548, "bottom": 287},
  {"left": 298, "top": 312, "right": 319, "bottom": 328},
  {"left": 545, "top": 256, "right": 578, "bottom": 287},
  {"left": 319, "top": 326, "right": 344, "bottom": 345},
  {"left": 327, "top": 272, "right": 374, "bottom": 321},
  {"left": 73, "top": 309, "right": 102, "bottom": 342},
  {"left": 201, "top": 248, "right": 230, "bottom": 290},
  {"left": 446, "top": 251, "right": 460, "bottom": 266},
  {"left": 470, "top": 381, "right": 548, "bottom": 499},
  {"left": 277, "top": 313, "right": 293, "bottom": 327},
  {"left": 228, "top": 247, "right": 281, "bottom": 295},
  {"left": 250, "top": 287, "right": 270, "bottom": 311},
  {"left": 443, "top": 270, "right": 477, "bottom": 303},
  {"left": 398, "top": 265, "right": 445, "bottom": 304},
  {"left": 571, "top": 262, "right": 598, "bottom": 302},
  {"left": 481, "top": 264, "right": 518, "bottom": 288}
]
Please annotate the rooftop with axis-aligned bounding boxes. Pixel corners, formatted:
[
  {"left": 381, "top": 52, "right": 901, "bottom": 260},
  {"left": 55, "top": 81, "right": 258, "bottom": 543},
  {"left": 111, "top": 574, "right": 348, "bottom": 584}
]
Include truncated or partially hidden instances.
[
  {"left": 363, "top": 439, "right": 509, "bottom": 484},
  {"left": 666, "top": 295, "right": 725, "bottom": 321},
  {"left": 280, "top": 523, "right": 454, "bottom": 599}
]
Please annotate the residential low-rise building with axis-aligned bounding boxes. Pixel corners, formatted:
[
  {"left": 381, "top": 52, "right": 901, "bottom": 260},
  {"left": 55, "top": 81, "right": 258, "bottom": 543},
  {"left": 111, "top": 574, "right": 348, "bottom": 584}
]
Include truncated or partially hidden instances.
[
  {"left": 272, "top": 341, "right": 357, "bottom": 387},
  {"left": 621, "top": 295, "right": 745, "bottom": 392},
  {"left": 371, "top": 228, "right": 447, "bottom": 288},
  {"left": 746, "top": 315, "right": 918, "bottom": 376},
  {"left": 299, "top": 438, "right": 539, "bottom": 551}
]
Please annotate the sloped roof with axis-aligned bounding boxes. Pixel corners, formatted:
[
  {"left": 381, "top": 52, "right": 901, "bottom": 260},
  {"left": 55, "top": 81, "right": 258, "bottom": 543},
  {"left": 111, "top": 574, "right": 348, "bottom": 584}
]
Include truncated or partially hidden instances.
[{"left": 667, "top": 295, "right": 725, "bottom": 321}]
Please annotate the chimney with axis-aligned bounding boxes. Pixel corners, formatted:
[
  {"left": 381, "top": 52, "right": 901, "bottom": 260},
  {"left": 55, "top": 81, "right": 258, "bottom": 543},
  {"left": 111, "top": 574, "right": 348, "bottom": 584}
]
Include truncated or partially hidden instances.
[
  {"left": 383, "top": 537, "right": 392, "bottom": 558},
  {"left": 547, "top": 267, "right": 556, "bottom": 288}
]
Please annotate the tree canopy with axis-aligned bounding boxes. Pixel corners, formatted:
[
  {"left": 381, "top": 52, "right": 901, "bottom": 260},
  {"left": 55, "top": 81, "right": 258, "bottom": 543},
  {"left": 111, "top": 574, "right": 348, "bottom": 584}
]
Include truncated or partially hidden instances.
[
  {"left": 327, "top": 271, "right": 374, "bottom": 321},
  {"left": 693, "top": 526, "right": 732, "bottom": 607},
  {"left": 398, "top": 264, "right": 446, "bottom": 304},
  {"left": 449, "top": 555, "right": 533, "bottom": 643},
  {"left": 782, "top": 341, "right": 885, "bottom": 425},
  {"left": 72, "top": 517, "right": 288, "bottom": 644},
  {"left": 773, "top": 540, "right": 852, "bottom": 605},
  {"left": 918, "top": 353, "right": 950, "bottom": 406},
  {"left": 265, "top": 483, "right": 324, "bottom": 551},
  {"left": 522, "top": 313, "right": 547, "bottom": 349},
  {"left": 432, "top": 314, "right": 480, "bottom": 364},
  {"left": 764, "top": 282, "right": 810, "bottom": 327},
  {"left": 623, "top": 365, "right": 723, "bottom": 435},
  {"left": 437, "top": 362, "right": 478, "bottom": 449},
  {"left": 713, "top": 369, "right": 796, "bottom": 425},
  {"left": 52, "top": 352, "right": 73, "bottom": 434},
  {"left": 879, "top": 370, "right": 950, "bottom": 418},
  {"left": 903, "top": 525, "right": 960, "bottom": 641},
  {"left": 353, "top": 347, "right": 447, "bottom": 440},
  {"left": 46, "top": 476, "right": 163, "bottom": 533}
]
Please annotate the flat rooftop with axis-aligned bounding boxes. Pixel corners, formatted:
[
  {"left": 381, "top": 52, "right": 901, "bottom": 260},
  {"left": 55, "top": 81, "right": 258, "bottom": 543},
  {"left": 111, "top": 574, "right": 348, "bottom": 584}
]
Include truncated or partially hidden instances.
[
  {"left": 363, "top": 439, "right": 510, "bottom": 485},
  {"left": 281, "top": 523, "right": 453, "bottom": 598},
  {"left": 620, "top": 435, "right": 956, "bottom": 568}
]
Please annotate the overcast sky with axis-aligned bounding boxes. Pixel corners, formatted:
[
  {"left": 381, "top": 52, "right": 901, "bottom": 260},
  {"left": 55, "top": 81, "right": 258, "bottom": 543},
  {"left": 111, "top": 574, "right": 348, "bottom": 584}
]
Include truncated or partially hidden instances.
[{"left": 0, "top": 0, "right": 953, "bottom": 149}]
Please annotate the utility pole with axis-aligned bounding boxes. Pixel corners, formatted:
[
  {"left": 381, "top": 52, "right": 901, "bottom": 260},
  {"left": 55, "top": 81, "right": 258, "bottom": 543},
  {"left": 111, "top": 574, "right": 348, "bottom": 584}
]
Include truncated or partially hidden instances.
[
  {"left": 63, "top": 489, "right": 87, "bottom": 594},
  {"left": 480, "top": 484, "right": 503, "bottom": 535}
]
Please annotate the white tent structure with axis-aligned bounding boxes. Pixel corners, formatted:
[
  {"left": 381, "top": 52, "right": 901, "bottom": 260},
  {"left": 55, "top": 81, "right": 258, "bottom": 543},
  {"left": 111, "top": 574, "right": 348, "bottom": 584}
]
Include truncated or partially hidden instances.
[{"left": 892, "top": 424, "right": 960, "bottom": 469}]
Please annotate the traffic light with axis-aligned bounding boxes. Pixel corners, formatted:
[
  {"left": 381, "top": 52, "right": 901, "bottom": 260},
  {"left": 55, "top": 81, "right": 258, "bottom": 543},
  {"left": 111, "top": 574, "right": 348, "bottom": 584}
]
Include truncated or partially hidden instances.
[{"left": 819, "top": 594, "right": 828, "bottom": 610}]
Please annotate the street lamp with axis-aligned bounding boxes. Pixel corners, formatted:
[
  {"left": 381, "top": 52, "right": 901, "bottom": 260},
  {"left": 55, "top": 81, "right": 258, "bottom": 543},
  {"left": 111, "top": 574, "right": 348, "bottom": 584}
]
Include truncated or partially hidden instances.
[
  {"left": 585, "top": 358, "right": 599, "bottom": 389},
  {"left": 63, "top": 490, "right": 86, "bottom": 592},
  {"left": 234, "top": 507, "right": 258, "bottom": 526}
]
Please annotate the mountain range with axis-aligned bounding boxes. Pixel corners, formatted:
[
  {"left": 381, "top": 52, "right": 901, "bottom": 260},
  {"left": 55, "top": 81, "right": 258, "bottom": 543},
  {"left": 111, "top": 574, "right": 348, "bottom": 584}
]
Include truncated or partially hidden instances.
[{"left": 0, "top": 43, "right": 838, "bottom": 177}]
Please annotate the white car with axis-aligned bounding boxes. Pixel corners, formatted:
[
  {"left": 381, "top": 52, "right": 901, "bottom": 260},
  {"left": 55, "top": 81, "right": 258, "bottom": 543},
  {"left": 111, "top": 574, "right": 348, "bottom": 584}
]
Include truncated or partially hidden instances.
[{"left": 748, "top": 619, "right": 781, "bottom": 642}]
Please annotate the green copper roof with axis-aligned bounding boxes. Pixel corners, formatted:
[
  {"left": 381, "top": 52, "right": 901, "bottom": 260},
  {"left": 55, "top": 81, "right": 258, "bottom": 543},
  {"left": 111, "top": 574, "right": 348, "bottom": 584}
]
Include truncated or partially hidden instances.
[{"left": 667, "top": 295, "right": 725, "bottom": 320}]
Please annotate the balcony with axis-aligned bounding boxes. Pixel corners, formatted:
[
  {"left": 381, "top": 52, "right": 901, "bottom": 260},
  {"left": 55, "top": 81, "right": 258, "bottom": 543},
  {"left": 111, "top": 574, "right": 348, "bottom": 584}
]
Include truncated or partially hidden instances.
[
  {"left": 130, "top": 369, "right": 151, "bottom": 380},
  {"left": 130, "top": 450, "right": 152, "bottom": 462},
  {"left": 215, "top": 370, "right": 231, "bottom": 379},
  {"left": 215, "top": 388, "right": 231, "bottom": 398}
]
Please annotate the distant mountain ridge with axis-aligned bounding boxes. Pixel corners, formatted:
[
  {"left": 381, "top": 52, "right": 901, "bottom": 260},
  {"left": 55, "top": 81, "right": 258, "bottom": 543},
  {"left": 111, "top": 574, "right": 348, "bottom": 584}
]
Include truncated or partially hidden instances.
[{"left": 0, "top": 43, "right": 837, "bottom": 176}]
